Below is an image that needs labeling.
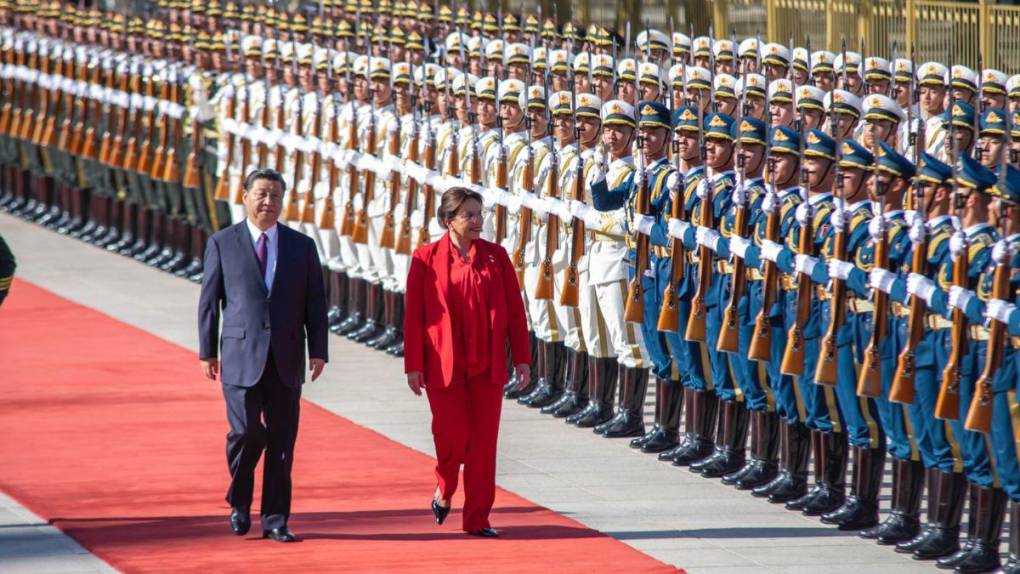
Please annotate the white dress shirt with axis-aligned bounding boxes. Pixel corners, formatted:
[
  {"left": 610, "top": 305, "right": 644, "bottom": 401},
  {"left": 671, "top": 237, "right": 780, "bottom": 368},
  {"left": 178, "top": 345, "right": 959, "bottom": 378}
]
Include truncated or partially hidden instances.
[{"left": 245, "top": 218, "right": 278, "bottom": 292}]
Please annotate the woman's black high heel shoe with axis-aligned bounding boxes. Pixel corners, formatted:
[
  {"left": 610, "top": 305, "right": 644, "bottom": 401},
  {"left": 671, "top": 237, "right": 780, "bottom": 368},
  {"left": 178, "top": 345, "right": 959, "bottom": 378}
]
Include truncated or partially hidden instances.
[
  {"left": 431, "top": 499, "right": 451, "bottom": 525},
  {"left": 468, "top": 528, "right": 499, "bottom": 538}
]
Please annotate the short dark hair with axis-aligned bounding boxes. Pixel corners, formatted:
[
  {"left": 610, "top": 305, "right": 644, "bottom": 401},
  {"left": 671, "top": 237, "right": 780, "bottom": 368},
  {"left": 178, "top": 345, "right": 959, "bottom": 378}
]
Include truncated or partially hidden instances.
[
  {"left": 437, "top": 187, "right": 484, "bottom": 226},
  {"left": 243, "top": 168, "right": 287, "bottom": 193}
]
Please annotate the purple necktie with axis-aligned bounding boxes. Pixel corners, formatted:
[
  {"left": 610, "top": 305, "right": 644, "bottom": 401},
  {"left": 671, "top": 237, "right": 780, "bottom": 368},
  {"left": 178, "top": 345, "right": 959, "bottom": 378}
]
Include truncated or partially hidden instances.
[{"left": 256, "top": 232, "right": 268, "bottom": 281}]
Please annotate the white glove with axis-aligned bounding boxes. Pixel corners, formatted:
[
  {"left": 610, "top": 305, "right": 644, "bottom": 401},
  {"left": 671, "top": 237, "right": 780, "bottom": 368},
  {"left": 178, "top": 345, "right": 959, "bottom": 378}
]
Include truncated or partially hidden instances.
[
  {"left": 909, "top": 216, "right": 926, "bottom": 245},
  {"left": 409, "top": 210, "right": 425, "bottom": 228},
  {"left": 634, "top": 214, "right": 656, "bottom": 236},
  {"left": 695, "top": 178, "right": 709, "bottom": 200},
  {"left": 587, "top": 166, "right": 606, "bottom": 186},
  {"left": 870, "top": 268, "right": 897, "bottom": 294},
  {"left": 582, "top": 208, "right": 604, "bottom": 229},
  {"left": 868, "top": 215, "right": 885, "bottom": 241},
  {"left": 762, "top": 191, "right": 778, "bottom": 213},
  {"left": 507, "top": 194, "right": 524, "bottom": 215},
  {"left": 521, "top": 193, "right": 545, "bottom": 213},
  {"left": 731, "top": 235, "right": 750, "bottom": 259},
  {"left": 795, "top": 203, "right": 812, "bottom": 226},
  {"left": 569, "top": 199, "right": 591, "bottom": 220},
  {"left": 830, "top": 206, "right": 847, "bottom": 230},
  {"left": 992, "top": 239, "right": 1010, "bottom": 265},
  {"left": 760, "top": 239, "right": 783, "bottom": 262},
  {"left": 986, "top": 299, "right": 1018, "bottom": 325},
  {"left": 949, "top": 231, "right": 967, "bottom": 259},
  {"left": 947, "top": 286, "right": 974, "bottom": 312},
  {"left": 553, "top": 199, "right": 573, "bottom": 223},
  {"left": 828, "top": 259, "right": 854, "bottom": 280},
  {"left": 907, "top": 273, "right": 937, "bottom": 306},
  {"left": 666, "top": 171, "right": 681, "bottom": 201},
  {"left": 732, "top": 180, "right": 749, "bottom": 206},
  {"left": 696, "top": 226, "right": 721, "bottom": 250},
  {"left": 668, "top": 218, "right": 691, "bottom": 240},
  {"left": 794, "top": 254, "right": 818, "bottom": 276}
]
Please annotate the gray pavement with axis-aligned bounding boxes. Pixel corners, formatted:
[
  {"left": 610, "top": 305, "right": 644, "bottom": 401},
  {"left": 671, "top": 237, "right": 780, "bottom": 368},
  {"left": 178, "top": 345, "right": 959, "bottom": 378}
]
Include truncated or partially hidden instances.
[{"left": 0, "top": 212, "right": 933, "bottom": 573}]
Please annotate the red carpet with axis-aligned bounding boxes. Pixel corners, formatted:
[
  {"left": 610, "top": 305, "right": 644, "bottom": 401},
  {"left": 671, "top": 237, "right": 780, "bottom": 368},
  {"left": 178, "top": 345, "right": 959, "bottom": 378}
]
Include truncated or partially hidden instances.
[{"left": 0, "top": 281, "right": 681, "bottom": 573}]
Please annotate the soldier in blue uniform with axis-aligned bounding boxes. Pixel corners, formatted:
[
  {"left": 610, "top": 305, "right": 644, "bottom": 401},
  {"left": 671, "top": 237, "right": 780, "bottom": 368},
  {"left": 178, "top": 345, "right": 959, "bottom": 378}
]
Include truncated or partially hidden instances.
[
  {"left": 668, "top": 112, "right": 737, "bottom": 472},
  {"left": 794, "top": 138, "right": 887, "bottom": 530},
  {"left": 756, "top": 128, "right": 847, "bottom": 514},
  {"left": 624, "top": 100, "right": 679, "bottom": 440},
  {"left": 658, "top": 105, "right": 714, "bottom": 464},
  {"left": 870, "top": 153, "right": 970, "bottom": 559},
  {"left": 695, "top": 117, "right": 781, "bottom": 486},
  {"left": 908, "top": 153, "right": 1002, "bottom": 570},
  {"left": 732, "top": 126, "right": 813, "bottom": 500},
  {"left": 630, "top": 101, "right": 686, "bottom": 453}
]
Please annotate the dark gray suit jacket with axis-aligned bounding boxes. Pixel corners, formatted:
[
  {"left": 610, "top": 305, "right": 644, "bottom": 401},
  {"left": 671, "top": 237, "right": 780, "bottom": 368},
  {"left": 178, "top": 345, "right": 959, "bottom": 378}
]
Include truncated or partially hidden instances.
[{"left": 198, "top": 221, "right": 329, "bottom": 387}]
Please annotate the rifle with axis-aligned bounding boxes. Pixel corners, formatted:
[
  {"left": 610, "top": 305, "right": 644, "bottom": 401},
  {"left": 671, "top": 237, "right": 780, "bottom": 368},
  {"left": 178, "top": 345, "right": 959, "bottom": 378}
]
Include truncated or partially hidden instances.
[
  {"left": 936, "top": 45, "right": 966, "bottom": 421},
  {"left": 162, "top": 66, "right": 184, "bottom": 184},
  {"left": 561, "top": 59, "right": 585, "bottom": 308},
  {"left": 339, "top": 48, "right": 360, "bottom": 236},
  {"left": 964, "top": 93, "right": 1012, "bottom": 433},
  {"left": 685, "top": 57, "right": 712, "bottom": 342},
  {"left": 17, "top": 37, "right": 40, "bottom": 142},
  {"left": 5, "top": 36, "right": 26, "bottom": 140},
  {"left": 857, "top": 139, "right": 889, "bottom": 397},
  {"left": 319, "top": 51, "right": 341, "bottom": 231},
  {"left": 511, "top": 91, "right": 536, "bottom": 287},
  {"left": 890, "top": 43, "right": 925, "bottom": 404},
  {"left": 394, "top": 55, "right": 419, "bottom": 255},
  {"left": 135, "top": 63, "right": 158, "bottom": 177},
  {"left": 816, "top": 38, "right": 850, "bottom": 386},
  {"left": 0, "top": 38, "right": 14, "bottom": 135},
  {"left": 36, "top": 46, "right": 60, "bottom": 147},
  {"left": 56, "top": 47, "right": 78, "bottom": 154},
  {"left": 351, "top": 43, "right": 377, "bottom": 245},
  {"left": 416, "top": 61, "right": 437, "bottom": 249},
  {"left": 97, "top": 55, "right": 117, "bottom": 165},
  {"left": 658, "top": 32, "right": 687, "bottom": 331},
  {"left": 148, "top": 66, "right": 171, "bottom": 179},
  {"left": 535, "top": 65, "right": 560, "bottom": 302},
  {"left": 493, "top": 40, "right": 509, "bottom": 245},
  {"left": 300, "top": 49, "right": 325, "bottom": 225},
  {"left": 779, "top": 107, "right": 813, "bottom": 376},
  {"left": 718, "top": 28, "right": 755, "bottom": 353},
  {"left": 214, "top": 36, "right": 238, "bottom": 201},
  {"left": 379, "top": 76, "right": 402, "bottom": 249},
  {"left": 284, "top": 33, "right": 305, "bottom": 222}
]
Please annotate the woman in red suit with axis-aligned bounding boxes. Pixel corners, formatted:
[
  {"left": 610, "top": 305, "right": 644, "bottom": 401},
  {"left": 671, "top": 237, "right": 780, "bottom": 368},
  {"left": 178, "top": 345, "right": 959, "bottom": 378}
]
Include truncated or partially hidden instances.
[{"left": 404, "top": 187, "right": 531, "bottom": 537}]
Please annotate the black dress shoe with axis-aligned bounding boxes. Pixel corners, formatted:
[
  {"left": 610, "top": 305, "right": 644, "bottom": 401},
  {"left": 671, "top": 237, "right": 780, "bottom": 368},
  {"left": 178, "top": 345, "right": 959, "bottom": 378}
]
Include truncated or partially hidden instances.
[
  {"left": 431, "top": 499, "right": 451, "bottom": 525},
  {"left": 467, "top": 528, "right": 499, "bottom": 538},
  {"left": 262, "top": 527, "right": 297, "bottom": 542},
  {"left": 230, "top": 508, "right": 250, "bottom": 536}
]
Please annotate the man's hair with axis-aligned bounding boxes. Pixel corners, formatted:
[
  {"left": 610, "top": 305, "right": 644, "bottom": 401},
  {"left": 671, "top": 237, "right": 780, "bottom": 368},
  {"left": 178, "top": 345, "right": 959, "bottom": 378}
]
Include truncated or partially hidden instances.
[{"left": 243, "top": 168, "right": 287, "bottom": 193}]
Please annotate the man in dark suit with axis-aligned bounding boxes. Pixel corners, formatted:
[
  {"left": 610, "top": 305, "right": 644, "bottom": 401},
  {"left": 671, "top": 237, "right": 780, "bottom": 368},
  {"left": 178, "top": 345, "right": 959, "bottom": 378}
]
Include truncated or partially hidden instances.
[{"left": 198, "top": 168, "right": 329, "bottom": 543}]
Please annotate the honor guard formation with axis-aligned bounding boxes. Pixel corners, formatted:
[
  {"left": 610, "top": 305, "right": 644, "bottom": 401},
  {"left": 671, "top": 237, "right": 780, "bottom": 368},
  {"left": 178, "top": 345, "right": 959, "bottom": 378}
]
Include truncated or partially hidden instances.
[{"left": 4, "top": 0, "right": 1020, "bottom": 571}]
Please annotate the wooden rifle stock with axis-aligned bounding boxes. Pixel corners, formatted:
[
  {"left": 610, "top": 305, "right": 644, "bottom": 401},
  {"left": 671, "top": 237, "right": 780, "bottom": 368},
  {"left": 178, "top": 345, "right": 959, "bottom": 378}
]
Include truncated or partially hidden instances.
[
  {"left": 214, "top": 90, "right": 236, "bottom": 201},
  {"left": 394, "top": 122, "right": 419, "bottom": 255},
  {"left": 624, "top": 161, "right": 650, "bottom": 322},
  {"left": 273, "top": 90, "right": 287, "bottom": 174},
  {"left": 718, "top": 194, "right": 749, "bottom": 353},
  {"left": 318, "top": 107, "right": 340, "bottom": 230},
  {"left": 340, "top": 106, "right": 360, "bottom": 237},
  {"left": 890, "top": 231, "right": 928, "bottom": 404},
  {"left": 936, "top": 248, "right": 969, "bottom": 419},
  {"left": 379, "top": 124, "right": 402, "bottom": 249},
  {"left": 816, "top": 217, "right": 848, "bottom": 386},
  {"left": 494, "top": 151, "right": 509, "bottom": 244},
  {"left": 183, "top": 105, "right": 203, "bottom": 190},
  {"left": 964, "top": 257, "right": 1009, "bottom": 433},
  {"left": 685, "top": 180, "right": 713, "bottom": 342},
  {"left": 780, "top": 208, "right": 813, "bottom": 376},
  {"left": 657, "top": 175, "right": 686, "bottom": 332},
  {"left": 534, "top": 152, "right": 561, "bottom": 301},
  {"left": 415, "top": 133, "right": 436, "bottom": 249},
  {"left": 560, "top": 153, "right": 586, "bottom": 308},
  {"left": 351, "top": 115, "right": 377, "bottom": 245},
  {"left": 749, "top": 197, "right": 780, "bottom": 361},
  {"left": 511, "top": 150, "right": 534, "bottom": 288},
  {"left": 857, "top": 221, "right": 890, "bottom": 397},
  {"left": 299, "top": 100, "right": 323, "bottom": 225},
  {"left": 284, "top": 96, "right": 306, "bottom": 222},
  {"left": 233, "top": 88, "right": 254, "bottom": 204}
]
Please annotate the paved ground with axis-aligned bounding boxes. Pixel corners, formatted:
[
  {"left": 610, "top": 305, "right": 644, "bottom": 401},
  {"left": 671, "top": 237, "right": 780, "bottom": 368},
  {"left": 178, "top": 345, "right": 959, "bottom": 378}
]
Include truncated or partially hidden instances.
[{"left": 0, "top": 212, "right": 935, "bottom": 573}]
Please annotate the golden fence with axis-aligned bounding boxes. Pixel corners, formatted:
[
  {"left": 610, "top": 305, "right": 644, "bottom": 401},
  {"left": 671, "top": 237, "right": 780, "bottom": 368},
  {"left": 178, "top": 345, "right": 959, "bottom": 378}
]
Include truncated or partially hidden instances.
[{"left": 576, "top": 0, "right": 1020, "bottom": 74}]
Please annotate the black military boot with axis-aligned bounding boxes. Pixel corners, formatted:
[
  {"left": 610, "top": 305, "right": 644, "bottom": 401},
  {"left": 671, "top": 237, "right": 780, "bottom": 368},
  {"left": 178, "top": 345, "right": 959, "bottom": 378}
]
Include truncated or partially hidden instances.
[
  {"left": 694, "top": 400, "right": 750, "bottom": 478},
  {"left": 352, "top": 283, "right": 385, "bottom": 342},
  {"left": 1000, "top": 501, "right": 1020, "bottom": 574},
  {"left": 905, "top": 470, "right": 967, "bottom": 560},
  {"left": 630, "top": 378, "right": 664, "bottom": 450},
  {"left": 162, "top": 221, "right": 192, "bottom": 273},
  {"left": 659, "top": 388, "right": 696, "bottom": 462},
  {"left": 730, "top": 410, "right": 780, "bottom": 489},
  {"left": 593, "top": 363, "right": 628, "bottom": 434},
  {"left": 783, "top": 428, "right": 826, "bottom": 509},
  {"left": 821, "top": 445, "right": 886, "bottom": 530},
  {"left": 801, "top": 431, "right": 848, "bottom": 516},
  {"left": 508, "top": 338, "right": 543, "bottom": 400},
  {"left": 181, "top": 227, "right": 205, "bottom": 278},
  {"left": 518, "top": 340, "right": 551, "bottom": 406},
  {"left": 640, "top": 380, "right": 683, "bottom": 453},
  {"left": 521, "top": 342, "right": 566, "bottom": 408},
  {"left": 759, "top": 420, "right": 810, "bottom": 501},
  {"left": 570, "top": 357, "right": 618, "bottom": 428},
  {"left": 337, "top": 278, "right": 367, "bottom": 335},
  {"left": 148, "top": 216, "right": 176, "bottom": 266},
  {"left": 384, "top": 293, "right": 405, "bottom": 355},
  {"left": 859, "top": 458, "right": 924, "bottom": 543},
  {"left": 949, "top": 485, "right": 1007, "bottom": 573},
  {"left": 95, "top": 197, "right": 121, "bottom": 248},
  {"left": 600, "top": 367, "right": 648, "bottom": 438},
  {"left": 368, "top": 291, "right": 401, "bottom": 349},
  {"left": 543, "top": 349, "right": 588, "bottom": 417},
  {"left": 327, "top": 272, "right": 345, "bottom": 329},
  {"left": 934, "top": 481, "right": 981, "bottom": 567},
  {"left": 672, "top": 389, "right": 719, "bottom": 466}
]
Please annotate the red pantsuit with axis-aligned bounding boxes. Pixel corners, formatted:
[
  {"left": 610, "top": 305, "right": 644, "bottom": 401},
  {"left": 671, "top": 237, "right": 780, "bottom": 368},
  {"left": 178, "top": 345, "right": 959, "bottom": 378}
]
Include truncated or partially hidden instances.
[{"left": 405, "top": 234, "right": 530, "bottom": 532}]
